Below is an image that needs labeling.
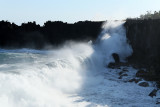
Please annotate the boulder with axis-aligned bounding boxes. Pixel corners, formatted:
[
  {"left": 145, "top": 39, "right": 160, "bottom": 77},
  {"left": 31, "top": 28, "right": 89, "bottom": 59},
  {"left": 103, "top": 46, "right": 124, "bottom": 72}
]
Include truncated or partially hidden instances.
[
  {"left": 119, "top": 70, "right": 128, "bottom": 75},
  {"left": 134, "top": 79, "right": 142, "bottom": 83},
  {"left": 107, "top": 62, "right": 116, "bottom": 69},
  {"left": 138, "top": 82, "right": 149, "bottom": 87},
  {"left": 128, "top": 78, "right": 142, "bottom": 83},
  {"left": 107, "top": 53, "right": 120, "bottom": 69},
  {"left": 118, "top": 74, "right": 128, "bottom": 79},
  {"left": 128, "top": 78, "right": 136, "bottom": 82},
  {"left": 149, "top": 89, "right": 158, "bottom": 97},
  {"left": 119, "top": 71, "right": 124, "bottom": 75},
  {"left": 136, "top": 70, "right": 148, "bottom": 77},
  {"left": 112, "top": 53, "right": 120, "bottom": 63},
  {"left": 122, "top": 68, "right": 128, "bottom": 72}
]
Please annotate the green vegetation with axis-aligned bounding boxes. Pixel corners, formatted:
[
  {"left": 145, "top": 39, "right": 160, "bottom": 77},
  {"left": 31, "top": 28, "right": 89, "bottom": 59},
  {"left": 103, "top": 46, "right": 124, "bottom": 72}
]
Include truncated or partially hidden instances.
[{"left": 139, "top": 11, "right": 160, "bottom": 19}]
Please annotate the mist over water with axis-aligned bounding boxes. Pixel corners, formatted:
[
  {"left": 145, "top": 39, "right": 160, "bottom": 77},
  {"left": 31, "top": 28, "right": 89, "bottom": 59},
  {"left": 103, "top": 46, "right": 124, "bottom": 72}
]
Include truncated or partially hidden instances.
[
  {"left": 95, "top": 21, "right": 132, "bottom": 65},
  {"left": 0, "top": 21, "right": 153, "bottom": 107}
]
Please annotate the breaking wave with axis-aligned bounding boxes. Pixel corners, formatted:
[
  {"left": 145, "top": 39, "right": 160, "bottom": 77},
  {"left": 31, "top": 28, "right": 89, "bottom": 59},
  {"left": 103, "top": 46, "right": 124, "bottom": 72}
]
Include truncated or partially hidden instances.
[{"left": 0, "top": 21, "right": 138, "bottom": 107}]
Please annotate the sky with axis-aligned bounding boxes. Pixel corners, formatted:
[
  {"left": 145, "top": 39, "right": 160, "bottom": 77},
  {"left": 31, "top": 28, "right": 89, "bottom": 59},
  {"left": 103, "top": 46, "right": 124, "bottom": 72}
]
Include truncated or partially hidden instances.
[{"left": 0, "top": 0, "right": 160, "bottom": 25}]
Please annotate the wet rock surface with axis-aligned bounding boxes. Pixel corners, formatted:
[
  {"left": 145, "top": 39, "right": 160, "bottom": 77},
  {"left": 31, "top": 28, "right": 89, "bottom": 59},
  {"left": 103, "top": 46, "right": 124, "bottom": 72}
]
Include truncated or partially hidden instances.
[
  {"left": 128, "top": 78, "right": 142, "bottom": 83},
  {"left": 112, "top": 53, "right": 120, "bottom": 63},
  {"left": 149, "top": 89, "right": 158, "bottom": 97},
  {"left": 136, "top": 70, "right": 148, "bottom": 77},
  {"left": 138, "top": 82, "right": 149, "bottom": 87},
  {"left": 118, "top": 74, "right": 128, "bottom": 79}
]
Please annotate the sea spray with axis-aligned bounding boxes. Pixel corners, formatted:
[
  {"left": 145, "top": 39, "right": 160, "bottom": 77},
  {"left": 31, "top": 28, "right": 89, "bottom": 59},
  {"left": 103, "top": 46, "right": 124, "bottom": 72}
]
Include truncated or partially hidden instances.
[
  {"left": 78, "top": 21, "right": 133, "bottom": 88},
  {"left": 0, "top": 21, "right": 134, "bottom": 107},
  {"left": 0, "top": 42, "right": 94, "bottom": 107},
  {"left": 83, "top": 21, "right": 133, "bottom": 74},
  {"left": 94, "top": 21, "right": 133, "bottom": 66}
]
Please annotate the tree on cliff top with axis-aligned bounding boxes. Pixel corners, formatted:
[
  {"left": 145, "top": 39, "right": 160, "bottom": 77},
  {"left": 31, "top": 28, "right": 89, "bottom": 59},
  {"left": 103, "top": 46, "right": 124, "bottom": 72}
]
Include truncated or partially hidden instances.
[{"left": 139, "top": 11, "right": 160, "bottom": 19}]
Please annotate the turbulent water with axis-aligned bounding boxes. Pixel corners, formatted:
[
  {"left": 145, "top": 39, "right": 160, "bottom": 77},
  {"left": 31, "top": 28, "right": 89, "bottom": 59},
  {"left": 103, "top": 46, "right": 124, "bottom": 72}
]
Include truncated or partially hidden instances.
[{"left": 0, "top": 21, "right": 159, "bottom": 107}]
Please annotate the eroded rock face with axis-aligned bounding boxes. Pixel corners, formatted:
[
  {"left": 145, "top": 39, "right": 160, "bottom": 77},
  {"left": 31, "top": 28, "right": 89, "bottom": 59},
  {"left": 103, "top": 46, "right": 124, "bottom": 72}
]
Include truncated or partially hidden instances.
[
  {"left": 125, "top": 19, "right": 160, "bottom": 66},
  {"left": 125, "top": 19, "right": 160, "bottom": 84}
]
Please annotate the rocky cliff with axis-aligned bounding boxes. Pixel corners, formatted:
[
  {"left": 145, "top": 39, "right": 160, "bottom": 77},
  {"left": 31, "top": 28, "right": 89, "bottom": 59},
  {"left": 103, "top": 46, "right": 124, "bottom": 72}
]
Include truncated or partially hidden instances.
[{"left": 125, "top": 19, "right": 160, "bottom": 83}]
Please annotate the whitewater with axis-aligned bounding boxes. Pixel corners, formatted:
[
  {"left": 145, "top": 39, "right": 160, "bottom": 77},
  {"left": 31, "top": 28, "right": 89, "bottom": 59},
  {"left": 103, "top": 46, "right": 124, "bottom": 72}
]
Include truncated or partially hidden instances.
[{"left": 0, "top": 21, "right": 159, "bottom": 107}]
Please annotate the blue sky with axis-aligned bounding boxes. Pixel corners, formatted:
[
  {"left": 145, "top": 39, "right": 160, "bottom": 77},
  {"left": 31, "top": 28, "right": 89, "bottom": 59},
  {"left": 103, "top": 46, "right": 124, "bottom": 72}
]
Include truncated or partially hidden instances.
[{"left": 0, "top": 0, "right": 160, "bottom": 25}]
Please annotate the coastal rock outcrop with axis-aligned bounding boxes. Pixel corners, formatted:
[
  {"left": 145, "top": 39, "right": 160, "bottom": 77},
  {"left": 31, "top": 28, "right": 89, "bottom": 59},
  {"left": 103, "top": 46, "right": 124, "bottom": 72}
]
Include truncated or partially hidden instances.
[{"left": 125, "top": 19, "right": 160, "bottom": 85}]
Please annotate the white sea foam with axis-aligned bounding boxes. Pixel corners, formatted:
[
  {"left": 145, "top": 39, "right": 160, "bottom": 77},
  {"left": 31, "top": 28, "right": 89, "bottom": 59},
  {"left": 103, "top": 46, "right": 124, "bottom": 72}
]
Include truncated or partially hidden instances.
[{"left": 0, "top": 21, "right": 158, "bottom": 107}]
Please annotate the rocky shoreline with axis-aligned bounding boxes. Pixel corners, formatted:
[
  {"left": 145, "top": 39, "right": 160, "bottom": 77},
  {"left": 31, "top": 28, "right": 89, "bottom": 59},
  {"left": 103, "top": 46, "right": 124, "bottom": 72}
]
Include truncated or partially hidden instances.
[
  {"left": 108, "top": 61, "right": 160, "bottom": 104},
  {"left": 124, "top": 19, "right": 160, "bottom": 91},
  {"left": 1, "top": 19, "right": 160, "bottom": 100},
  {"left": 107, "top": 52, "right": 160, "bottom": 104}
]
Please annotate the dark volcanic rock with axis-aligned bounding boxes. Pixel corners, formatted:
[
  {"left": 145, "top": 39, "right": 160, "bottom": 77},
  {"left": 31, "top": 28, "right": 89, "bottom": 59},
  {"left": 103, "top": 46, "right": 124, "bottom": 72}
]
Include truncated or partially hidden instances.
[
  {"left": 149, "top": 89, "right": 158, "bottom": 97},
  {"left": 122, "top": 68, "right": 128, "bottom": 72},
  {"left": 119, "top": 71, "right": 123, "bottom": 75},
  {"left": 138, "top": 82, "right": 149, "bottom": 87},
  {"left": 128, "top": 78, "right": 136, "bottom": 82},
  {"left": 156, "top": 81, "right": 160, "bottom": 88},
  {"left": 146, "top": 66, "right": 160, "bottom": 81},
  {"left": 118, "top": 74, "right": 128, "bottom": 79},
  {"left": 136, "top": 69, "right": 160, "bottom": 81},
  {"left": 125, "top": 19, "right": 160, "bottom": 84},
  {"left": 128, "top": 78, "right": 142, "bottom": 83},
  {"left": 136, "top": 70, "right": 148, "bottom": 77},
  {"left": 125, "top": 19, "right": 160, "bottom": 66},
  {"left": 119, "top": 70, "right": 128, "bottom": 75},
  {"left": 112, "top": 53, "right": 120, "bottom": 63},
  {"left": 107, "top": 62, "right": 116, "bottom": 69},
  {"left": 119, "top": 68, "right": 129, "bottom": 76},
  {"left": 107, "top": 53, "right": 120, "bottom": 69}
]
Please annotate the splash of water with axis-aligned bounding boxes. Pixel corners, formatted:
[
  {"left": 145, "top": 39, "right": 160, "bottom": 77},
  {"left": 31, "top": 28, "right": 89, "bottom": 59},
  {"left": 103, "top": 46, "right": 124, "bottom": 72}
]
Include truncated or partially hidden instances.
[
  {"left": 95, "top": 21, "right": 132, "bottom": 65},
  {"left": 0, "top": 21, "right": 133, "bottom": 107}
]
